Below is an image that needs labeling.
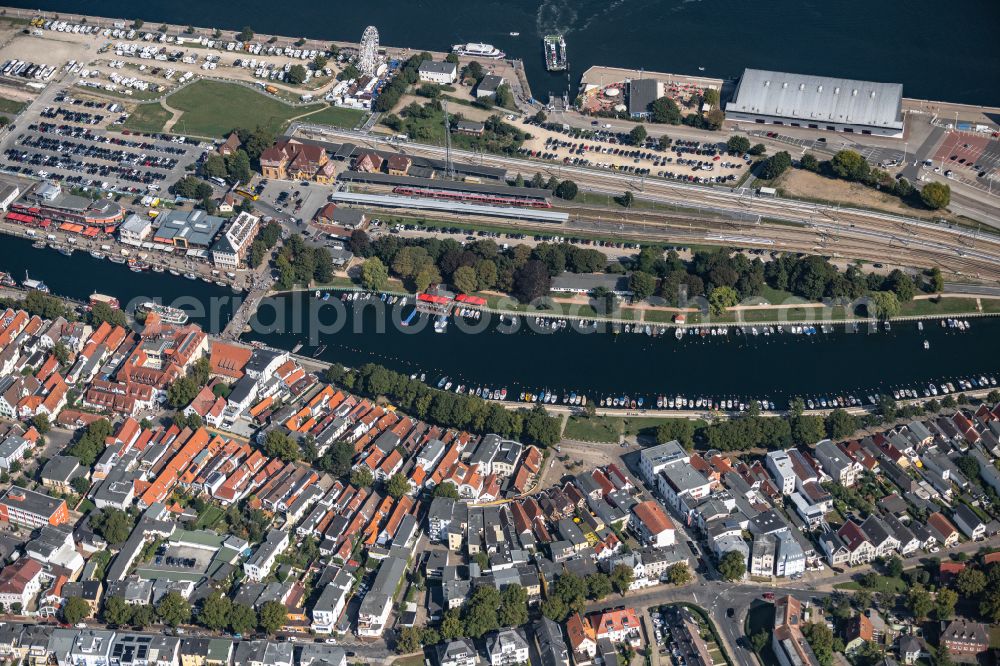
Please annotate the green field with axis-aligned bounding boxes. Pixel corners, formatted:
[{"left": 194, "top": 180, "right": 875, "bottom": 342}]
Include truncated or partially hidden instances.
[
  {"left": 163, "top": 80, "right": 324, "bottom": 137},
  {"left": 122, "top": 103, "right": 174, "bottom": 133},
  {"left": 300, "top": 105, "right": 367, "bottom": 129},
  {"left": 898, "top": 297, "right": 982, "bottom": 316},
  {"left": 0, "top": 97, "right": 26, "bottom": 115},
  {"left": 563, "top": 416, "right": 622, "bottom": 442}
]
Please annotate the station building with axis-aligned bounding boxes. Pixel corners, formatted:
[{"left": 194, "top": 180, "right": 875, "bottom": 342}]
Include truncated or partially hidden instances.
[{"left": 725, "top": 68, "right": 904, "bottom": 137}]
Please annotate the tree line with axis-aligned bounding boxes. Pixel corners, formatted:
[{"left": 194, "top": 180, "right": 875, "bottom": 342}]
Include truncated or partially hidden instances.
[
  {"left": 328, "top": 362, "right": 562, "bottom": 447},
  {"left": 352, "top": 231, "right": 606, "bottom": 302}
]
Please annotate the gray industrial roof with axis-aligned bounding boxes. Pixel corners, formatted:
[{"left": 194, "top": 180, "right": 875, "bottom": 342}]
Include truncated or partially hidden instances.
[
  {"left": 326, "top": 191, "right": 569, "bottom": 223},
  {"left": 153, "top": 210, "right": 225, "bottom": 247},
  {"left": 727, "top": 68, "right": 903, "bottom": 130}
]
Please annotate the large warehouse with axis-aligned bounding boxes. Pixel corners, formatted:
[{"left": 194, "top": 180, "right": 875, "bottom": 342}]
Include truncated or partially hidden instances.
[{"left": 726, "top": 68, "right": 904, "bottom": 137}]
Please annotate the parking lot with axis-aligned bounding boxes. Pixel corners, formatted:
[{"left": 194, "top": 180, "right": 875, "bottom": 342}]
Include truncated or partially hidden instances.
[
  {"left": 0, "top": 91, "right": 203, "bottom": 194},
  {"left": 934, "top": 130, "right": 1000, "bottom": 180},
  {"left": 519, "top": 120, "right": 745, "bottom": 185}
]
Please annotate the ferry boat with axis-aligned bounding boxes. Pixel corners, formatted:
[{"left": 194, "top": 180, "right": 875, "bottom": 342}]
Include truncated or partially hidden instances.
[
  {"left": 57, "top": 246, "right": 74, "bottom": 256},
  {"left": 543, "top": 34, "right": 568, "bottom": 72},
  {"left": 451, "top": 42, "right": 505, "bottom": 59},
  {"left": 138, "top": 301, "right": 189, "bottom": 325},
  {"left": 90, "top": 293, "right": 120, "bottom": 310}
]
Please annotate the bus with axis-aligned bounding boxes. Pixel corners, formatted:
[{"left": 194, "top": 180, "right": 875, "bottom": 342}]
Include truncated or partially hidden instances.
[{"left": 235, "top": 188, "right": 260, "bottom": 201}]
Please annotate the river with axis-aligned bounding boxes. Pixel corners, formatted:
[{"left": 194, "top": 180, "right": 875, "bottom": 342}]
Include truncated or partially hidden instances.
[
  {"left": 3, "top": 236, "right": 997, "bottom": 407},
  {"left": 5, "top": 0, "right": 999, "bottom": 106}
]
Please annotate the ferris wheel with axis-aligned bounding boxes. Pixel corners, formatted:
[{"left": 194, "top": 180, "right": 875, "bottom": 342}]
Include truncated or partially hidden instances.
[{"left": 358, "top": 25, "right": 380, "bottom": 76}]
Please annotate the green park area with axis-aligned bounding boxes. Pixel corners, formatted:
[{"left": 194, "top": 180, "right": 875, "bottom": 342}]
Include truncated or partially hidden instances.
[{"left": 122, "top": 103, "right": 173, "bottom": 133}]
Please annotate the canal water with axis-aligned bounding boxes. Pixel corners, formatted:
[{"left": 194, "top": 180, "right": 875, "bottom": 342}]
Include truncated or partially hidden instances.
[
  {"left": 0, "top": 235, "right": 235, "bottom": 331},
  {"left": 3, "top": 236, "right": 998, "bottom": 407},
  {"left": 6, "top": 0, "right": 999, "bottom": 106},
  {"left": 242, "top": 291, "right": 1000, "bottom": 408}
]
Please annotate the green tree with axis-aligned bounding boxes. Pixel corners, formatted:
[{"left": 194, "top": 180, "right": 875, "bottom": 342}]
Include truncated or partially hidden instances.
[
  {"left": 264, "top": 429, "right": 300, "bottom": 462},
  {"left": 708, "top": 285, "right": 739, "bottom": 315},
  {"left": 433, "top": 482, "right": 459, "bottom": 499},
  {"left": 452, "top": 266, "right": 479, "bottom": 294},
  {"left": 629, "top": 271, "right": 657, "bottom": 300},
  {"left": 463, "top": 586, "right": 501, "bottom": 638},
  {"left": 920, "top": 181, "right": 951, "bottom": 210},
  {"left": 237, "top": 26, "right": 254, "bottom": 42},
  {"left": 440, "top": 609, "right": 464, "bottom": 640},
  {"left": 497, "top": 584, "right": 529, "bottom": 627},
  {"left": 650, "top": 97, "right": 681, "bottom": 124},
  {"left": 103, "top": 596, "right": 131, "bottom": 626},
  {"left": 228, "top": 603, "right": 257, "bottom": 635},
  {"left": 718, "top": 550, "right": 746, "bottom": 581},
  {"left": 286, "top": 64, "right": 307, "bottom": 84},
  {"left": 395, "top": 626, "right": 423, "bottom": 653},
  {"left": 955, "top": 455, "right": 980, "bottom": 482},
  {"left": 90, "top": 508, "right": 135, "bottom": 546},
  {"left": 586, "top": 573, "right": 612, "bottom": 600},
  {"left": 554, "top": 180, "right": 578, "bottom": 201},
  {"left": 759, "top": 151, "right": 792, "bottom": 180},
  {"left": 31, "top": 412, "right": 51, "bottom": 434},
  {"left": 90, "top": 301, "right": 127, "bottom": 328},
  {"left": 748, "top": 143, "right": 766, "bottom": 156},
  {"left": 351, "top": 467, "right": 374, "bottom": 488},
  {"left": 867, "top": 290, "right": 900, "bottom": 320},
  {"left": 130, "top": 604, "right": 155, "bottom": 629},
  {"left": 800, "top": 153, "right": 820, "bottom": 171},
  {"left": 825, "top": 408, "right": 858, "bottom": 439},
  {"left": 629, "top": 125, "right": 647, "bottom": 146},
  {"left": 955, "top": 567, "right": 987, "bottom": 597},
  {"left": 802, "top": 622, "right": 840, "bottom": 666},
  {"left": 225, "top": 150, "right": 252, "bottom": 184},
  {"left": 258, "top": 600, "right": 287, "bottom": 634},
  {"left": 906, "top": 585, "right": 933, "bottom": 620},
  {"left": 885, "top": 556, "right": 904, "bottom": 578},
  {"left": 935, "top": 587, "right": 958, "bottom": 620},
  {"left": 156, "top": 591, "right": 191, "bottom": 627},
  {"left": 610, "top": 564, "right": 634, "bottom": 594},
  {"left": 166, "top": 376, "right": 199, "bottom": 408},
  {"left": 667, "top": 563, "right": 692, "bottom": 585},
  {"left": 726, "top": 135, "right": 751, "bottom": 154},
  {"left": 655, "top": 420, "right": 696, "bottom": 449},
  {"left": 198, "top": 592, "right": 232, "bottom": 631},
  {"left": 830, "top": 150, "right": 870, "bottom": 182},
  {"left": 386, "top": 472, "right": 410, "bottom": 500},
  {"left": 62, "top": 596, "right": 91, "bottom": 624},
  {"left": 360, "top": 257, "right": 389, "bottom": 291},
  {"left": 71, "top": 475, "right": 91, "bottom": 495},
  {"left": 202, "top": 153, "right": 227, "bottom": 180}
]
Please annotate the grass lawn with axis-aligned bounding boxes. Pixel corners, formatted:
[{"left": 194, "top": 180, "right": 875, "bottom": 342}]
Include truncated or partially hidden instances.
[
  {"left": 834, "top": 575, "right": 906, "bottom": 594},
  {"left": 393, "top": 655, "right": 426, "bottom": 666},
  {"left": 194, "top": 504, "right": 224, "bottom": 530},
  {"left": 165, "top": 80, "right": 324, "bottom": 137},
  {"left": 982, "top": 299, "right": 1000, "bottom": 313},
  {"left": 898, "top": 297, "right": 983, "bottom": 316},
  {"left": 642, "top": 309, "right": 683, "bottom": 323},
  {"left": 0, "top": 97, "right": 27, "bottom": 115},
  {"left": 299, "top": 105, "right": 367, "bottom": 129},
  {"left": 563, "top": 416, "right": 622, "bottom": 442},
  {"left": 622, "top": 417, "right": 706, "bottom": 440},
  {"left": 122, "top": 103, "right": 174, "bottom": 133}
]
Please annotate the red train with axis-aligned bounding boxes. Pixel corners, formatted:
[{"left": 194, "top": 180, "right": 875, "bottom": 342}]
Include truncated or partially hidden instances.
[{"left": 392, "top": 185, "right": 552, "bottom": 209}]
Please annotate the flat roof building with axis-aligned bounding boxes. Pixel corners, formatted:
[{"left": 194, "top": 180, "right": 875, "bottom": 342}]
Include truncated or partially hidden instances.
[
  {"left": 153, "top": 210, "right": 225, "bottom": 249},
  {"left": 726, "top": 68, "right": 904, "bottom": 137}
]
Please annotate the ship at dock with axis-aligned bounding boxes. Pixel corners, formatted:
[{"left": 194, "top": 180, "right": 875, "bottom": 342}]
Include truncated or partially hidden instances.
[
  {"left": 138, "top": 301, "right": 189, "bottom": 325},
  {"left": 543, "top": 34, "right": 568, "bottom": 72}
]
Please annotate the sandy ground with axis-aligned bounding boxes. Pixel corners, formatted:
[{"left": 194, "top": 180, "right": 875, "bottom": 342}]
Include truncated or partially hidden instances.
[
  {"left": 776, "top": 169, "right": 942, "bottom": 219},
  {"left": 0, "top": 30, "right": 94, "bottom": 69}
]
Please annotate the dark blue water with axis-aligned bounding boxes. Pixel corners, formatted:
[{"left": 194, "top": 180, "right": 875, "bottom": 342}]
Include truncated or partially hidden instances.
[
  {"left": 6, "top": 0, "right": 999, "bottom": 106},
  {"left": 243, "top": 291, "right": 1000, "bottom": 407},
  {"left": 0, "top": 235, "right": 235, "bottom": 332}
]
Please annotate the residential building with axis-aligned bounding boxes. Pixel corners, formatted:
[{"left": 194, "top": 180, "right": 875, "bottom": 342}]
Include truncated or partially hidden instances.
[
  {"left": 0, "top": 485, "right": 69, "bottom": 528},
  {"left": 952, "top": 503, "right": 986, "bottom": 540},
  {"left": 418, "top": 60, "right": 458, "bottom": 84},
  {"left": 534, "top": 616, "right": 570, "bottom": 666},
  {"left": 814, "top": 439, "right": 859, "bottom": 487},
  {"left": 629, "top": 500, "right": 676, "bottom": 547},
  {"left": 487, "top": 628, "right": 529, "bottom": 666},
  {"left": 0, "top": 557, "right": 43, "bottom": 609},
  {"left": 940, "top": 618, "right": 988, "bottom": 658},
  {"left": 211, "top": 211, "right": 260, "bottom": 269},
  {"left": 244, "top": 529, "right": 289, "bottom": 582},
  {"left": 772, "top": 595, "right": 821, "bottom": 666},
  {"left": 437, "top": 638, "right": 479, "bottom": 666}
]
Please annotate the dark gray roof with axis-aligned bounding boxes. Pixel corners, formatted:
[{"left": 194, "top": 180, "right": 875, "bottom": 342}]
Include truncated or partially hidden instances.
[
  {"left": 628, "top": 78, "right": 660, "bottom": 116},
  {"left": 336, "top": 170, "right": 546, "bottom": 199}
]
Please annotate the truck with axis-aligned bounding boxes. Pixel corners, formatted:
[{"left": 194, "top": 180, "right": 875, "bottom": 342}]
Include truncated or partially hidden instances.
[{"left": 265, "top": 85, "right": 278, "bottom": 95}]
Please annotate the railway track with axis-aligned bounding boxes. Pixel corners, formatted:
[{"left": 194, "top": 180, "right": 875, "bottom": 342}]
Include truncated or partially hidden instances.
[{"left": 298, "top": 126, "right": 1000, "bottom": 278}]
